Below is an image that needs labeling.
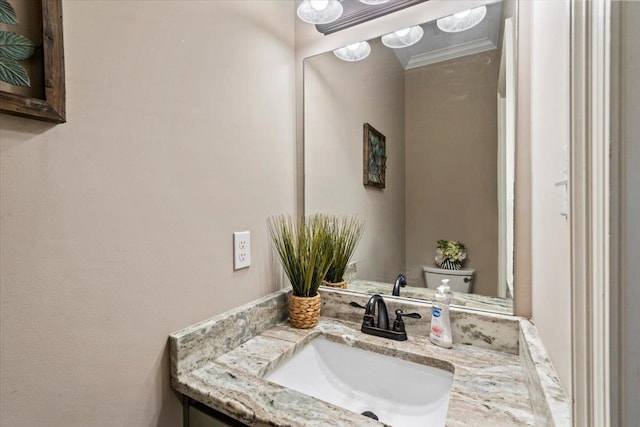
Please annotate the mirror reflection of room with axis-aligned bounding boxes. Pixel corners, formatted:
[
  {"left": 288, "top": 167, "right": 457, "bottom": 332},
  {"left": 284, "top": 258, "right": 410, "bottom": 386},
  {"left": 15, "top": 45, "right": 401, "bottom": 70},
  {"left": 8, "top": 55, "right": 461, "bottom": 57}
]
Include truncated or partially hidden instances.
[{"left": 305, "top": 0, "right": 516, "bottom": 314}]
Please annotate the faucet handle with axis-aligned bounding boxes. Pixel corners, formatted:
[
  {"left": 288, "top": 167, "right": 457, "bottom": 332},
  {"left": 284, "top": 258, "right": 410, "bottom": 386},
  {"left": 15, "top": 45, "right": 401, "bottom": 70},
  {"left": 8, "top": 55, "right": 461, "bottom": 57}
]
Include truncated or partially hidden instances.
[
  {"left": 350, "top": 301, "right": 375, "bottom": 327},
  {"left": 396, "top": 309, "right": 421, "bottom": 319},
  {"left": 392, "top": 309, "right": 422, "bottom": 332}
]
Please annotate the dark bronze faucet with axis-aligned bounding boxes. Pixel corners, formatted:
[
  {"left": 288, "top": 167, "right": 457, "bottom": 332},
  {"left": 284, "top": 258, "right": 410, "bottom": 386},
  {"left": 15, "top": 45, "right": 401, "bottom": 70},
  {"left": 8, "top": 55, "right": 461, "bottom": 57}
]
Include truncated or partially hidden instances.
[
  {"left": 350, "top": 294, "right": 421, "bottom": 341},
  {"left": 392, "top": 274, "right": 407, "bottom": 296},
  {"left": 363, "top": 294, "right": 389, "bottom": 329}
]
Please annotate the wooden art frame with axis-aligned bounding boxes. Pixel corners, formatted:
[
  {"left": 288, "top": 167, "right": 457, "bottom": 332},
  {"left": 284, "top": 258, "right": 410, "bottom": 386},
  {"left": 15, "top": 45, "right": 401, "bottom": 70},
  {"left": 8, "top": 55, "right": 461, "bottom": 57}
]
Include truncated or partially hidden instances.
[
  {"left": 363, "top": 123, "right": 386, "bottom": 188},
  {"left": 0, "top": 0, "right": 65, "bottom": 123}
]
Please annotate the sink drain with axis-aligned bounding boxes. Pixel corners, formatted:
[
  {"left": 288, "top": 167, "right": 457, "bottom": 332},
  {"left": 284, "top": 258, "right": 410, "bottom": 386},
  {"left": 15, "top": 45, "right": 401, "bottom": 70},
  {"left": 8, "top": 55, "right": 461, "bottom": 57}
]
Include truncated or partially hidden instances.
[{"left": 361, "top": 411, "right": 379, "bottom": 420}]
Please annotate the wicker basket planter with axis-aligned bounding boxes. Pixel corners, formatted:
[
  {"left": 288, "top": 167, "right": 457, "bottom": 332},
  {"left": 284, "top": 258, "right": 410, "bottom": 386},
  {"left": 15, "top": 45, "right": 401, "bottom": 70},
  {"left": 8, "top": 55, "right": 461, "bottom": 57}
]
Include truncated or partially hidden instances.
[
  {"left": 322, "top": 279, "right": 347, "bottom": 289},
  {"left": 289, "top": 293, "right": 322, "bottom": 329}
]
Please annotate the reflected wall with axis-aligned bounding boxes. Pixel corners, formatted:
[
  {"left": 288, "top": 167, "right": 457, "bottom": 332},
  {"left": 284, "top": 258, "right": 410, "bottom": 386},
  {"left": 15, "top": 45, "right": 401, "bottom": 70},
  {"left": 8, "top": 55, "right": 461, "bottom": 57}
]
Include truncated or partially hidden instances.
[
  {"left": 305, "top": 39, "right": 406, "bottom": 282},
  {"left": 404, "top": 49, "right": 500, "bottom": 296},
  {"left": 305, "top": 35, "right": 501, "bottom": 295}
]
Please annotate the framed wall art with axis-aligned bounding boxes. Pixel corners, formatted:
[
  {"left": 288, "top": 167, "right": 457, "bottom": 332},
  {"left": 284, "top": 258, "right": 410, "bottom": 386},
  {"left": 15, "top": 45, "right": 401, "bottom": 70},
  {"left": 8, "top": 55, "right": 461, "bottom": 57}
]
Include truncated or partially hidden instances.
[
  {"left": 363, "top": 123, "right": 386, "bottom": 188},
  {"left": 0, "top": 0, "right": 66, "bottom": 123}
]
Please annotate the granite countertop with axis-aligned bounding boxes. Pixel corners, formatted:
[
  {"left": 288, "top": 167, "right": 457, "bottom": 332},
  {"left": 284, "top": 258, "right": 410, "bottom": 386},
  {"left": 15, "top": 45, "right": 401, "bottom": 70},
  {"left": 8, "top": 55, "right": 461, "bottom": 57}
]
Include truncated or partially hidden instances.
[
  {"left": 172, "top": 316, "right": 535, "bottom": 426},
  {"left": 344, "top": 280, "right": 514, "bottom": 315}
]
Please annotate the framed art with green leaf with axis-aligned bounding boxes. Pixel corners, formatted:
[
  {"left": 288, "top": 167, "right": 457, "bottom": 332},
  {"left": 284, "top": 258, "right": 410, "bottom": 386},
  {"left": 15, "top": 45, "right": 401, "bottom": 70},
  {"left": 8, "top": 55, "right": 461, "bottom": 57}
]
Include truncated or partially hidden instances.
[
  {"left": 0, "top": 0, "right": 65, "bottom": 123},
  {"left": 363, "top": 123, "right": 386, "bottom": 188}
]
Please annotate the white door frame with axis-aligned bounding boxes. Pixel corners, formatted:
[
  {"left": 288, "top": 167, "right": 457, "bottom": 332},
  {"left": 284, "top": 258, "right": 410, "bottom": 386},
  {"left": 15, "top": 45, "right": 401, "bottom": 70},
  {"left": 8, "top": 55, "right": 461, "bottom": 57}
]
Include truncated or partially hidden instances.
[{"left": 570, "top": 0, "right": 611, "bottom": 425}]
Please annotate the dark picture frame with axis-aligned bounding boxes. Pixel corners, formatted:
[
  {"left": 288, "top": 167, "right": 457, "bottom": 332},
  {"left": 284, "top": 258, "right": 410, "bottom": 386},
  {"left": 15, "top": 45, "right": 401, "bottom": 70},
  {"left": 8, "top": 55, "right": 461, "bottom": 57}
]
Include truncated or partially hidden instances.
[
  {"left": 363, "top": 123, "right": 386, "bottom": 188},
  {"left": 0, "top": 0, "right": 66, "bottom": 123}
]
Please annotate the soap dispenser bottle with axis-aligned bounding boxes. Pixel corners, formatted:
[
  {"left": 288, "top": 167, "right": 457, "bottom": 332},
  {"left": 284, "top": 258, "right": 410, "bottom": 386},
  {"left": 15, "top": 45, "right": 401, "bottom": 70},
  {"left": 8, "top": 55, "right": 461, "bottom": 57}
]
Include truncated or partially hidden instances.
[{"left": 429, "top": 279, "right": 453, "bottom": 349}]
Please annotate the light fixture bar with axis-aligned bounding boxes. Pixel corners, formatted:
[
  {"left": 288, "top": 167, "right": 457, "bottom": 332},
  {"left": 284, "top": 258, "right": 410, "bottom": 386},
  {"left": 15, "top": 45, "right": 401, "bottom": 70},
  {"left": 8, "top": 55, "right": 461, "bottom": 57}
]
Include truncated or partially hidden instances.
[{"left": 358, "top": 0, "right": 392, "bottom": 5}]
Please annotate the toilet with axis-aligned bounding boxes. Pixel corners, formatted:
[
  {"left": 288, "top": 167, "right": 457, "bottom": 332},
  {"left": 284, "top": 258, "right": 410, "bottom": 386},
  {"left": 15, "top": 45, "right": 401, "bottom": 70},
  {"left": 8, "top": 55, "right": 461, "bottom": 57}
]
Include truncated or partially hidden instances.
[{"left": 423, "top": 266, "right": 475, "bottom": 293}]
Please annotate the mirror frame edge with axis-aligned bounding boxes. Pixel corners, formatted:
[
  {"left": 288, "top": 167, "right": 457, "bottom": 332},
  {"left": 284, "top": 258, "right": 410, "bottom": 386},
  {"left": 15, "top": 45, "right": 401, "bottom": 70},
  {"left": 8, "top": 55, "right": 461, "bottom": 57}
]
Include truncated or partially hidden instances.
[{"left": 513, "top": 0, "right": 532, "bottom": 318}]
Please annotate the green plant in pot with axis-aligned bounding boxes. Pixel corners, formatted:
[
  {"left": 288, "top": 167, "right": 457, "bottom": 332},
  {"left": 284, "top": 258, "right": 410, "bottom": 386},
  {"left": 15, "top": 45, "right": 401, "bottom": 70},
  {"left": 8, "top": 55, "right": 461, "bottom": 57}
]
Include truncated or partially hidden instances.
[
  {"left": 267, "top": 214, "right": 333, "bottom": 329},
  {"left": 435, "top": 239, "right": 467, "bottom": 270},
  {"left": 323, "top": 215, "right": 365, "bottom": 289}
]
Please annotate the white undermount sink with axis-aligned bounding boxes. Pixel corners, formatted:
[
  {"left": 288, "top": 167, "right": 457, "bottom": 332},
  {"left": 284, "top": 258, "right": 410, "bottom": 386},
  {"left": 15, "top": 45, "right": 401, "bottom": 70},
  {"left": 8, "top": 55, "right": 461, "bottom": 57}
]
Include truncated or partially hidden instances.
[{"left": 264, "top": 338, "right": 453, "bottom": 427}]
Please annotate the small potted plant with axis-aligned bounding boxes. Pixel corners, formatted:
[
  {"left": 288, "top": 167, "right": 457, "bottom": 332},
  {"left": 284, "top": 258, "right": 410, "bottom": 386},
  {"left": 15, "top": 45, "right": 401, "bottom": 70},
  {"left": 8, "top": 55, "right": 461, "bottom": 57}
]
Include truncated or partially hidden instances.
[
  {"left": 322, "top": 215, "right": 364, "bottom": 289},
  {"left": 435, "top": 239, "right": 467, "bottom": 270},
  {"left": 267, "top": 214, "right": 333, "bottom": 328}
]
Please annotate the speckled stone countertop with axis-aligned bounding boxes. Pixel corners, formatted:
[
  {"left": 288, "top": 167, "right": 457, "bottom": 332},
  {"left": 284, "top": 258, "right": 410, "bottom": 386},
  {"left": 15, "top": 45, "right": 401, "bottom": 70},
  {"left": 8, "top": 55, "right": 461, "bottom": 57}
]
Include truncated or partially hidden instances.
[
  {"left": 170, "top": 290, "right": 536, "bottom": 427},
  {"left": 519, "top": 321, "right": 572, "bottom": 426},
  {"left": 343, "top": 280, "right": 514, "bottom": 315}
]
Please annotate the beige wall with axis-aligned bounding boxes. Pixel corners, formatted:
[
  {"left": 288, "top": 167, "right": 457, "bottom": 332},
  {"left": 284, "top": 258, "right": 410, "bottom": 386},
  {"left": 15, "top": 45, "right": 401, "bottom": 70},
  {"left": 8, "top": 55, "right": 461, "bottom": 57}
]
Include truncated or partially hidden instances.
[
  {"left": 304, "top": 40, "right": 405, "bottom": 282},
  {"left": 0, "top": 1, "right": 295, "bottom": 426},
  {"left": 618, "top": 2, "right": 640, "bottom": 424},
  {"left": 529, "top": 0, "right": 572, "bottom": 399},
  {"left": 404, "top": 51, "right": 499, "bottom": 294}
]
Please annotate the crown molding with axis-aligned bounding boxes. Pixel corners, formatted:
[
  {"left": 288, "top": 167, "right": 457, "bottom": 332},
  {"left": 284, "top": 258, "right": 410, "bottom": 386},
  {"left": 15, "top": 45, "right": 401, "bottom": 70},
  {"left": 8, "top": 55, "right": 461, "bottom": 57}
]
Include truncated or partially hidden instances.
[{"left": 405, "top": 37, "right": 497, "bottom": 69}]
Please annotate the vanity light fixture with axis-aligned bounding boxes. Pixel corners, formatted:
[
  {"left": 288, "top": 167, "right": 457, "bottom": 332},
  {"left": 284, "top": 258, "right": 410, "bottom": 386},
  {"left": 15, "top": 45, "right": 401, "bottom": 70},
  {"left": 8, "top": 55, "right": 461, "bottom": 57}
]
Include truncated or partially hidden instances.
[
  {"left": 436, "top": 6, "right": 487, "bottom": 33},
  {"left": 381, "top": 25, "right": 424, "bottom": 49},
  {"left": 333, "top": 41, "right": 371, "bottom": 62},
  {"left": 297, "top": 0, "right": 343, "bottom": 25},
  {"left": 358, "top": 0, "right": 392, "bottom": 5}
]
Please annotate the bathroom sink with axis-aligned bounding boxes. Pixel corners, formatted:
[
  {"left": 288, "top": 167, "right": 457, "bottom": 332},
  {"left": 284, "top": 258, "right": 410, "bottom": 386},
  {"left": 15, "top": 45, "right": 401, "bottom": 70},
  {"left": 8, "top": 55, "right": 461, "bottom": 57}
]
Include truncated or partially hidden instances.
[{"left": 264, "top": 338, "right": 453, "bottom": 427}]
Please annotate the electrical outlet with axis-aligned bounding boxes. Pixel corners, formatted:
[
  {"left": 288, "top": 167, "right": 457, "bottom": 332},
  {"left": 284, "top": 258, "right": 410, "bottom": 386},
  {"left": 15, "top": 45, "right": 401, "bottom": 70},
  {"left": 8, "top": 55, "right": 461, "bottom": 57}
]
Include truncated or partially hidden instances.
[{"left": 233, "top": 231, "right": 251, "bottom": 270}]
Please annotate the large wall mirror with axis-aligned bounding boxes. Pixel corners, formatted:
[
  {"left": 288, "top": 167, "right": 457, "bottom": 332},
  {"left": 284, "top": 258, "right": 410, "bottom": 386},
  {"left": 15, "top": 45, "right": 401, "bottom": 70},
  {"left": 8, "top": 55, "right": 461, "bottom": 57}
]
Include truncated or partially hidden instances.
[{"left": 304, "top": 0, "right": 517, "bottom": 315}]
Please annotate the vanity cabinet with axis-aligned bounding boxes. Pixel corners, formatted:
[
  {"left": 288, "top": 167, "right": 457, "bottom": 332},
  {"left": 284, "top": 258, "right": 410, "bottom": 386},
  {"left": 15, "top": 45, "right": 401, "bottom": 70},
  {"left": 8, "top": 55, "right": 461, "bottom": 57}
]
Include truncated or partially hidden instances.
[{"left": 184, "top": 396, "right": 246, "bottom": 427}]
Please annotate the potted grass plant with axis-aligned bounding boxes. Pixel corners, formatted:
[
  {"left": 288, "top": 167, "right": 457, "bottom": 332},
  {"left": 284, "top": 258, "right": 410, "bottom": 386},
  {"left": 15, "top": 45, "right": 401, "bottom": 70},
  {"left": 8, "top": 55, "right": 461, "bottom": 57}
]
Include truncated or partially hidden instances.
[
  {"left": 267, "top": 214, "right": 333, "bottom": 328},
  {"left": 322, "top": 215, "right": 365, "bottom": 289}
]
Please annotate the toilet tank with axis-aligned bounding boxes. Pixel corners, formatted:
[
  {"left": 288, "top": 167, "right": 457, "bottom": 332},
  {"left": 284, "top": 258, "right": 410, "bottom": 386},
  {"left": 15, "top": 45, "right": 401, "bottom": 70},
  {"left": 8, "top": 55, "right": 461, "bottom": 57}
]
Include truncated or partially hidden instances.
[{"left": 423, "top": 266, "right": 475, "bottom": 293}]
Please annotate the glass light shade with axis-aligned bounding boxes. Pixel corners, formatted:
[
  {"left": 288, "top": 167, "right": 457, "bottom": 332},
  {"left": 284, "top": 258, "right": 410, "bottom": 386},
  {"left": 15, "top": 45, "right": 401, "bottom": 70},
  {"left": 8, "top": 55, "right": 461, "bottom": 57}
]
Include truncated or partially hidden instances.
[
  {"left": 297, "top": 0, "right": 343, "bottom": 24},
  {"left": 358, "top": 0, "right": 391, "bottom": 4},
  {"left": 436, "top": 6, "right": 487, "bottom": 33},
  {"left": 454, "top": 9, "right": 471, "bottom": 19},
  {"left": 333, "top": 41, "right": 371, "bottom": 62},
  {"left": 381, "top": 25, "right": 424, "bottom": 49}
]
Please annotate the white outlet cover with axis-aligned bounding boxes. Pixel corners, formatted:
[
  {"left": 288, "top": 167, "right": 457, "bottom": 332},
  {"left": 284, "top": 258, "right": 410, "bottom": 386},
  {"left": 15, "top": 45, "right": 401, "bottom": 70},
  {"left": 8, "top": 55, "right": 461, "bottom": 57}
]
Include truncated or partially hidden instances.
[{"left": 233, "top": 231, "right": 251, "bottom": 270}]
